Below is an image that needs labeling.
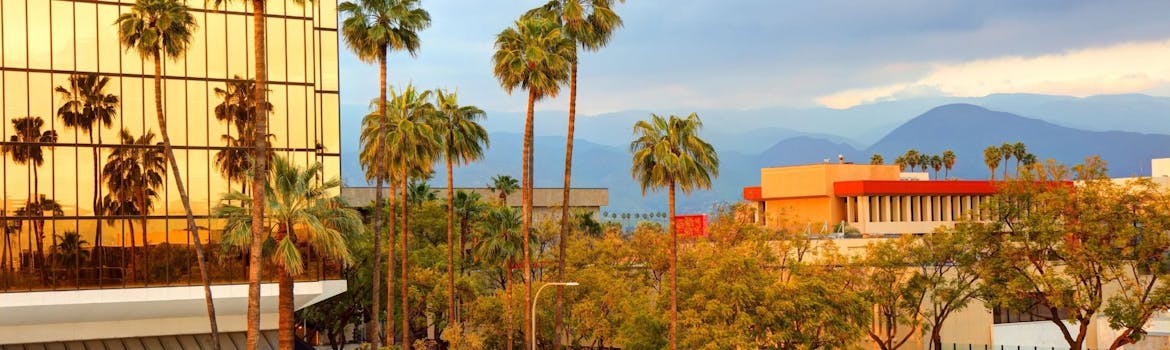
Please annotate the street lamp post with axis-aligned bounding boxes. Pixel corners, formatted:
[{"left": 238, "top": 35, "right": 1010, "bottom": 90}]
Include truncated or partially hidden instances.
[{"left": 532, "top": 281, "right": 579, "bottom": 350}]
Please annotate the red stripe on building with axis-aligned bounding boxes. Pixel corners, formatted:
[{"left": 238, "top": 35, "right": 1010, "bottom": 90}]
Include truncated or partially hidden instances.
[
  {"left": 833, "top": 180, "right": 999, "bottom": 196},
  {"left": 743, "top": 186, "right": 762, "bottom": 201}
]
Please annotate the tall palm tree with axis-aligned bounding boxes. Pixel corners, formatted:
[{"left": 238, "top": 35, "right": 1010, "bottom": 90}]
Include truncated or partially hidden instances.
[
  {"left": 115, "top": 1, "right": 219, "bottom": 344},
  {"left": 489, "top": 174, "right": 520, "bottom": 205},
  {"left": 493, "top": 17, "right": 574, "bottom": 346},
  {"left": 209, "top": 0, "right": 314, "bottom": 344},
  {"left": 903, "top": 149, "right": 919, "bottom": 172},
  {"left": 870, "top": 154, "right": 884, "bottom": 165},
  {"left": 1, "top": 213, "right": 16, "bottom": 274},
  {"left": 358, "top": 101, "right": 398, "bottom": 345},
  {"left": 999, "top": 143, "right": 1013, "bottom": 179},
  {"left": 941, "top": 150, "right": 956, "bottom": 179},
  {"left": 984, "top": 146, "right": 1001, "bottom": 180},
  {"left": 629, "top": 113, "right": 719, "bottom": 350},
  {"left": 524, "top": 2, "right": 622, "bottom": 343},
  {"left": 54, "top": 73, "right": 119, "bottom": 263},
  {"left": 54, "top": 231, "right": 90, "bottom": 281},
  {"left": 216, "top": 157, "right": 362, "bottom": 350},
  {"left": 929, "top": 155, "right": 942, "bottom": 179},
  {"left": 1012, "top": 142, "right": 1027, "bottom": 176},
  {"left": 918, "top": 154, "right": 930, "bottom": 173},
  {"left": 214, "top": 77, "right": 274, "bottom": 194},
  {"left": 893, "top": 156, "right": 906, "bottom": 171},
  {"left": 340, "top": 1, "right": 431, "bottom": 344},
  {"left": 432, "top": 89, "right": 489, "bottom": 325},
  {"left": 101, "top": 129, "right": 165, "bottom": 284},
  {"left": 476, "top": 205, "right": 524, "bottom": 350},
  {"left": 16, "top": 196, "right": 63, "bottom": 284},
  {"left": 5, "top": 117, "right": 57, "bottom": 282},
  {"left": 385, "top": 84, "right": 439, "bottom": 345}
]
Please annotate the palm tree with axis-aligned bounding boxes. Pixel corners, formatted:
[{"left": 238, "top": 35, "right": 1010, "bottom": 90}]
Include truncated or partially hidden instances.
[
  {"left": 941, "top": 150, "right": 956, "bottom": 179},
  {"left": 893, "top": 156, "right": 906, "bottom": 171},
  {"left": 1, "top": 212, "right": 16, "bottom": 274},
  {"left": 209, "top": 0, "right": 316, "bottom": 343},
  {"left": 5, "top": 116, "right": 57, "bottom": 281},
  {"left": 115, "top": 0, "right": 220, "bottom": 343},
  {"left": 16, "top": 196, "right": 63, "bottom": 284},
  {"left": 870, "top": 154, "right": 884, "bottom": 165},
  {"left": 999, "top": 143, "right": 1013, "bottom": 179},
  {"left": 216, "top": 157, "right": 362, "bottom": 350},
  {"left": 476, "top": 205, "right": 524, "bottom": 350},
  {"left": 493, "top": 17, "right": 574, "bottom": 346},
  {"left": 451, "top": 190, "right": 486, "bottom": 274},
  {"left": 984, "top": 146, "right": 1001, "bottom": 180},
  {"left": 54, "top": 231, "right": 90, "bottom": 281},
  {"left": 917, "top": 154, "right": 930, "bottom": 173},
  {"left": 629, "top": 113, "right": 719, "bottom": 350},
  {"left": 54, "top": 73, "right": 119, "bottom": 265},
  {"left": 524, "top": 2, "right": 623, "bottom": 342},
  {"left": 929, "top": 155, "right": 943, "bottom": 179},
  {"left": 431, "top": 89, "right": 489, "bottom": 325},
  {"left": 340, "top": 1, "right": 431, "bottom": 344},
  {"left": 386, "top": 84, "right": 439, "bottom": 345},
  {"left": 903, "top": 149, "right": 919, "bottom": 172},
  {"left": 489, "top": 174, "right": 520, "bottom": 205},
  {"left": 1012, "top": 142, "right": 1027, "bottom": 176},
  {"left": 358, "top": 101, "right": 398, "bottom": 345},
  {"left": 214, "top": 77, "right": 274, "bottom": 194},
  {"left": 101, "top": 129, "right": 165, "bottom": 284}
]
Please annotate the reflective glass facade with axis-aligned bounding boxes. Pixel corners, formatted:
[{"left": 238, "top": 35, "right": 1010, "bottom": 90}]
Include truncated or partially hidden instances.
[{"left": 0, "top": 0, "right": 341, "bottom": 291}]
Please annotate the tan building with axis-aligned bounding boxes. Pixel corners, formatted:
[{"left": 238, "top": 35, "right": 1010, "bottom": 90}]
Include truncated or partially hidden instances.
[
  {"left": 341, "top": 187, "right": 609, "bottom": 223},
  {"left": 744, "top": 163, "right": 997, "bottom": 235}
]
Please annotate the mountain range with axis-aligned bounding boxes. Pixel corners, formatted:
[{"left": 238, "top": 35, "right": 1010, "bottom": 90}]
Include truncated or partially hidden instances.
[{"left": 339, "top": 94, "right": 1170, "bottom": 213}]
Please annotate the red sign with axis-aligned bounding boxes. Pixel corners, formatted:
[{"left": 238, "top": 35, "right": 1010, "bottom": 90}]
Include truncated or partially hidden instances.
[{"left": 674, "top": 214, "right": 708, "bottom": 238}]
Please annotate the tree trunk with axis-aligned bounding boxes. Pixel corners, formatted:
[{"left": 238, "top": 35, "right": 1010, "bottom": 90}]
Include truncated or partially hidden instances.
[
  {"left": 153, "top": 52, "right": 220, "bottom": 347},
  {"left": 128, "top": 217, "right": 137, "bottom": 283},
  {"left": 276, "top": 225, "right": 294, "bottom": 350},
  {"left": 447, "top": 153, "right": 457, "bottom": 328},
  {"left": 401, "top": 167, "right": 411, "bottom": 347},
  {"left": 554, "top": 60, "right": 579, "bottom": 350},
  {"left": 370, "top": 48, "right": 388, "bottom": 350},
  {"left": 33, "top": 174, "right": 47, "bottom": 285},
  {"left": 668, "top": 180, "right": 677, "bottom": 350},
  {"left": 247, "top": 0, "right": 270, "bottom": 349},
  {"left": 370, "top": 178, "right": 383, "bottom": 348},
  {"left": 522, "top": 88, "right": 536, "bottom": 349},
  {"left": 140, "top": 186, "right": 149, "bottom": 285},
  {"left": 387, "top": 179, "right": 397, "bottom": 346},
  {"left": 92, "top": 132, "right": 104, "bottom": 274}
]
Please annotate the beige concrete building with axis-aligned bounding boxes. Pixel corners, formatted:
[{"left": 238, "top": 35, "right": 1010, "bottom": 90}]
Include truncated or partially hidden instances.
[{"left": 341, "top": 187, "right": 609, "bottom": 223}]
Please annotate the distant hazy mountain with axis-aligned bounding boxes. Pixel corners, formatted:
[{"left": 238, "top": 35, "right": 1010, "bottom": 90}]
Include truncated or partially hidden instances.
[
  {"left": 865, "top": 104, "right": 1170, "bottom": 179},
  {"left": 338, "top": 98, "right": 1170, "bottom": 212}
]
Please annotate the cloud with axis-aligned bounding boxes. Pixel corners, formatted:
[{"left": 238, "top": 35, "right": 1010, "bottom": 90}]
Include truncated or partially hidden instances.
[{"left": 817, "top": 39, "right": 1170, "bottom": 109}]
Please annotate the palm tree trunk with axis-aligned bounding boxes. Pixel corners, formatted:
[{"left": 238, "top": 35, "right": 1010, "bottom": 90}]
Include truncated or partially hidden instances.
[
  {"left": 128, "top": 218, "right": 137, "bottom": 283},
  {"left": 446, "top": 153, "right": 456, "bottom": 328},
  {"left": 522, "top": 88, "right": 536, "bottom": 349},
  {"left": 371, "top": 48, "right": 388, "bottom": 350},
  {"left": 247, "top": 1, "right": 271, "bottom": 349},
  {"left": 140, "top": 187, "right": 149, "bottom": 285},
  {"left": 386, "top": 178, "right": 397, "bottom": 346},
  {"left": 668, "top": 180, "right": 677, "bottom": 350},
  {"left": 370, "top": 178, "right": 382, "bottom": 348},
  {"left": 153, "top": 53, "right": 220, "bottom": 347},
  {"left": 276, "top": 224, "right": 294, "bottom": 350},
  {"left": 401, "top": 167, "right": 411, "bottom": 347},
  {"left": 554, "top": 60, "right": 579, "bottom": 350},
  {"left": 92, "top": 132, "right": 104, "bottom": 273}
]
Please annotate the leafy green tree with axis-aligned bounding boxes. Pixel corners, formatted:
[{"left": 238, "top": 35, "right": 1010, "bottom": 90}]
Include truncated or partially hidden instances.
[
  {"left": 857, "top": 237, "right": 927, "bottom": 350},
  {"left": 493, "top": 16, "right": 574, "bottom": 346},
  {"left": 115, "top": 1, "right": 219, "bottom": 343},
  {"left": 629, "top": 113, "right": 719, "bottom": 349},
  {"left": 54, "top": 73, "right": 118, "bottom": 261},
  {"left": 476, "top": 205, "right": 525, "bottom": 350},
  {"left": 490, "top": 174, "right": 520, "bottom": 205},
  {"left": 912, "top": 226, "right": 981, "bottom": 350},
  {"left": 216, "top": 157, "right": 362, "bottom": 349}
]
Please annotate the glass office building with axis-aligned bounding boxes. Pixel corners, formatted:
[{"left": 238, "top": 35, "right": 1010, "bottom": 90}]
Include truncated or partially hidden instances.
[{"left": 0, "top": 0, "right": 340, "bottom": 291}]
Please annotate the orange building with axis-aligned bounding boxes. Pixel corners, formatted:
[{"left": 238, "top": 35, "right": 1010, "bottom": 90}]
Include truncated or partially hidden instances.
[{"left": 743, "top": 163, "right": 997, "bottom": 235}]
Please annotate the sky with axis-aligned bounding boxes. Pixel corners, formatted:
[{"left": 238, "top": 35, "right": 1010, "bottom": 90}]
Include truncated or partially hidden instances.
[{"left": 336, "top": 0, "right": 1170, "bottom": 115}]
